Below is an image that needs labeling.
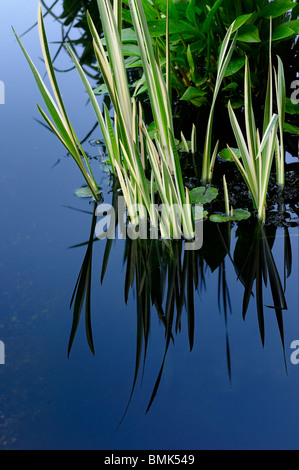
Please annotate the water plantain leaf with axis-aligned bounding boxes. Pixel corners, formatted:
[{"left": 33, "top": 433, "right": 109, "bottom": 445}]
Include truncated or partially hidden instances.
[
  {"left": 259, "top": 0, "right": 296, "bottom": 19},
  {"left": 190, "top": 186, "right": 218, "bottom": 204},
  {"left": 186, "top": 0, "right": 197, "bottom": 25},
  {"left": 272, "top": 23, "right": 297, "bottom": 41},
  {"left": 152, "top": 0, "right": 178, "bottom": 19},
  {"left": 180, "top": 87, "right": 208, "bottom": 106},
  {"left": 147, "top": 19, "right": 198, "bottom": 38},
  {"left": 237, "top": 24, "right": 261, "bottom": 43},
  {"left": 219, "top": 147, "right": 242, "bottom": 161},
  {"left": 224, "top": 57, "right": 245, "bottom": 77},
  {"left": 180, "top": 87, "right": 207, "bottom": 101}
]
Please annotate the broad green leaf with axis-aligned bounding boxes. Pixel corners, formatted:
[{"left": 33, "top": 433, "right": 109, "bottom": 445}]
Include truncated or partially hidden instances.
[
  {"left": 122, "top": 43, "right": 140, "bottom": 56},
  {"left": 151, "top": 0, "right": 179, "bottom": 19},
  {"left": 287, "top": 20, "right": 299, "bottom": 34},
  {"left": 193, "top": 205, "right": 208, "bottom": 221},
  {"left": 230, "top": 208, "right": 251, "bottom": 220},
  {"left": 202, "top": 0, "right": 224, "bottom": 33},
  {"left": 222, "top": 82, "right": 238, "bottom": 91},
  {"left": 190, "top": 186, "right": 218, "bottom": 204},
  {"left": 147, "top": 19, "right": 198, "bottom": 37},
  {"left": 232, "top": 14, "right": 253, "bottom": 32},
  {"left": 219, "top": 147, "right": 242, "bottom": 161},
  {"left": 237, "top": 24, "right": 261, "bottom": 43},
  {"left": 283, "top": 122, "right": 299, "bottom": 135},
  {"left": 75, "top": 186, "right": 101, "bottom": 198},
  {"left": 100, "top": 27, "right": 137, "bottom": 44},
  {"left": 210, "top": 209, "right": 251, "bottom": 222},
  {"left": 180, "top": 86, "right": 207, "bottom": 101},
  {"left": 186, "top": 0, "right": 197, "bottom": 25},
  {"left": 272, "top": 23, "right": 296, "bottom": 41},
  {"left": 259, "top": 0, "right": 296, "bottom": 19},
  {"left": 209, "top": 214, "right": 228, "bottom": 223},
  {"left": 121, "top": 28, "right": 137, "bottom": 42},
  {"left": 285, "top": 97, "right": 299, "bottom": 115},
  {"left": 141, "top": 0, "right": 157, "bottom": 21},
  {"left": 224, "top": 57, "right": 245, "bottom": 77}
]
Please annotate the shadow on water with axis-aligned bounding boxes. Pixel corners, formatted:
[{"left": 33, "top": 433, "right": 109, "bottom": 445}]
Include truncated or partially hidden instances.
[{"left": 65, "top": 180, "right": 295, "bottom": 426}]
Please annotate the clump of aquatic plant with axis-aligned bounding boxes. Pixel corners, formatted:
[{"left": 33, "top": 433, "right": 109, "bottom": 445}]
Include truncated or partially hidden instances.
[
  {"left": 226, "top": 23, "right": 286, "bottom": 222},
  {"left": 14, "top": 0, "right": 197, "bottom": 240}
]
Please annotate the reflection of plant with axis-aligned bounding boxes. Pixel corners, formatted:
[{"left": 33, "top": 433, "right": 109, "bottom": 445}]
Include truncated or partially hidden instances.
[
  {"left": 234, "top": 221, "right": 289, "bottom": 359},
  {"left": 65, "top": 181, "right": 293, "bottom": 418}
]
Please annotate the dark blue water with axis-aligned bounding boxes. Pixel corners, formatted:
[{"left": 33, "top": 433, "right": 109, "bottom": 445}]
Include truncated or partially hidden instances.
[{"left": 0, "top": 0, "right": 299, "bottom": 450}]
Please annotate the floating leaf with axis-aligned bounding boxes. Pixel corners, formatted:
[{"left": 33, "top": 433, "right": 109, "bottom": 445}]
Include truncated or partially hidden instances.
[
  {"left": 230, "top": 208, "right": 251, "bottom": 220},
  {"left": 190, "top": 186, "right": 218, "bottom": 204},
  {"left": 75, "top": 186, "right": 101, "bottom": 198},
  {"left": 219, "top": 147, "right": 242, "bottom": 161},
  {"left": 193, "top": 205, "right": 208, "bottom": 220},
  {"left": 210, "top": 209, "right": 251, "bottom": 223},
  {"left": 210, "top": 213, "right": 228, "bottom": 223}
]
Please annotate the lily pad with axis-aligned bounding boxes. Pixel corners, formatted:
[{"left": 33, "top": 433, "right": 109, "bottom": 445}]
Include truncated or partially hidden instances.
[
  {"left": 230, "top": 209, "right": 251, "bottom": 221},
  {"left": 210, "top": 209, "right": 251, "bottom": 223},
  {"left": 75, "top": 186, "right": 101, "bottom": 199},
  {"left": 190, "top": 186, "right": 218, "bottom": 204},
  {"left": 209, "top": 214, "right": 228, "bottom": 223},
  {"left": 193, "top": 205, "right": 208, "bottom": 220}
]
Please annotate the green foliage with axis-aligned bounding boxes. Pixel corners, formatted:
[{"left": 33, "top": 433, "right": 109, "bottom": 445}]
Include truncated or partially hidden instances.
[
  {"left": 209, "top": 209, "right": 251, "bottom": 223},
  {"left": 116, "top": 0, "right": 298, "bottom": 111},
  {"left": 190, "top": 186, "right": 218, "bottom": 204}
]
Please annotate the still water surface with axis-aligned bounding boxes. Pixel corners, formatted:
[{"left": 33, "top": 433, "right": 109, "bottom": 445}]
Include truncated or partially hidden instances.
[{"left": 0, "top": 0, "right": 298, "bottom": 450}]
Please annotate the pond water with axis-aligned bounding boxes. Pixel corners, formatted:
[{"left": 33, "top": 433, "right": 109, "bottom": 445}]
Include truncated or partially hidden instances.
[{"left": 0, "top": 0, "right": 299, "bottom": 450}]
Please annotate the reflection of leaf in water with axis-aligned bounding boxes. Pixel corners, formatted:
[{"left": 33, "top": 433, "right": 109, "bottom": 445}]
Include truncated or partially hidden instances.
[
  {"left": 234, "top": 221, "right": 288, "bottom": 356},
  {"left": 68, "top": 202, "right": 97, "bottom": 356},
  {"left": 67, "top": 194, "right": 294, "bottom": 421}
]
